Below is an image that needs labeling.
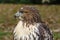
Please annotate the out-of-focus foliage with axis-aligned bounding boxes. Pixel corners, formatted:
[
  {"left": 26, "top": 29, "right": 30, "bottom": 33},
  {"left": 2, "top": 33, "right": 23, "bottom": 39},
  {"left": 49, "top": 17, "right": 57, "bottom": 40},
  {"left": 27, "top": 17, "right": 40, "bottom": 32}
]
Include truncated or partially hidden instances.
[
  {"left": 19, "top": 0, "right": 31, "bottom": 4},
  {"left": 0, "top": 0, "right": 31, "bottom": 3},
  {"left": 0, "top": 0, "right": 60, "bottom": 4}
]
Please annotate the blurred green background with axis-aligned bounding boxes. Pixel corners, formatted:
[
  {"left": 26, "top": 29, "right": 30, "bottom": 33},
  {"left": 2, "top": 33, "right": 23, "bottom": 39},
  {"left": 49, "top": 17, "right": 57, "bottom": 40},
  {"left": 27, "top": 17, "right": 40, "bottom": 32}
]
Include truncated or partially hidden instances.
[
  {"left": 0, "top": 0, "right": 59, "bottom": 4},
  {"left": 0, "top": 0, "right": 60, "bottom": 40}
]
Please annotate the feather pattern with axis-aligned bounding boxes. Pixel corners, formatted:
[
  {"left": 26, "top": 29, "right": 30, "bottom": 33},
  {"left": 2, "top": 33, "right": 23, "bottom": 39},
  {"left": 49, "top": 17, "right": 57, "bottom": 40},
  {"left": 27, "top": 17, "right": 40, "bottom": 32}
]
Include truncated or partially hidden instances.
[{"left": 13, "top": 21, "right": 53, "bottom": 40}]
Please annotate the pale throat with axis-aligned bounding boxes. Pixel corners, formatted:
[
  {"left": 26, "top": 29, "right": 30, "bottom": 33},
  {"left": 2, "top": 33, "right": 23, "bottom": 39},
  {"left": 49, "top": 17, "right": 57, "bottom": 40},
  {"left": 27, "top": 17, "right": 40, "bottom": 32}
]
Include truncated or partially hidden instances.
[{"left": 14, "top": 21, "right": 40, "bottom": 40}]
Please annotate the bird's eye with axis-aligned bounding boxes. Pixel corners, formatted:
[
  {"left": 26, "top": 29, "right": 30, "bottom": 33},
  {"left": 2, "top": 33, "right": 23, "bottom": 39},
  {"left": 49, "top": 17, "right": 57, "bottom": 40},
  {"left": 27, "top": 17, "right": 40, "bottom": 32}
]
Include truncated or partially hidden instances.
[
  {"left": 24, "top": 11, "right": 28, "bottom": 13},
  {"left": 19, "top": 11, "right": 24, "bottom": 13},
  {"left": 19, "top": 11, "right": 28, "bottom": 13}
]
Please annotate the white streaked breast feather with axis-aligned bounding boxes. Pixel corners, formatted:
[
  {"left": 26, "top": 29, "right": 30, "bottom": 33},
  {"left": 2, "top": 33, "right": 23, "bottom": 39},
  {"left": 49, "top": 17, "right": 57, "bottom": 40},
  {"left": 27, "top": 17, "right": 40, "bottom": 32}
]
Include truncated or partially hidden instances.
[{"left": 13, "top": 21, "right": 40, "bottom": 40}]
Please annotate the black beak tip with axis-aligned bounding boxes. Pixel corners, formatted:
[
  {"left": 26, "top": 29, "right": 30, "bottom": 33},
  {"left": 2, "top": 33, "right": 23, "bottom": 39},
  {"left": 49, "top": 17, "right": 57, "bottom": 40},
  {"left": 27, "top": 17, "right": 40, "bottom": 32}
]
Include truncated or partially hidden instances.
[{"left": 14, "top": 15, "right": 16, "bottom": 18}]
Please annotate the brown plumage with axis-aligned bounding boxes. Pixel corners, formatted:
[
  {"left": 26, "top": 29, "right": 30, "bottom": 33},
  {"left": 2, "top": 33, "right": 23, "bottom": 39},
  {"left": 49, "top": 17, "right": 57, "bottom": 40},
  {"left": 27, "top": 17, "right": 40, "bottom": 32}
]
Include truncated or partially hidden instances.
[{"left": 13, "top": 6, "right": 53, "bottom": 40}]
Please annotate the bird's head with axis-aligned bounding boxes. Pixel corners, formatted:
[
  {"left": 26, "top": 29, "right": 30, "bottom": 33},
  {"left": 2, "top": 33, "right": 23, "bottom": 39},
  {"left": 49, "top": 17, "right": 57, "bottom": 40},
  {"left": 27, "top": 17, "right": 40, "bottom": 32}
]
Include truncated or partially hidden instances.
[{"left": 14, "top": 6, "right": 42, "bottom": 24}]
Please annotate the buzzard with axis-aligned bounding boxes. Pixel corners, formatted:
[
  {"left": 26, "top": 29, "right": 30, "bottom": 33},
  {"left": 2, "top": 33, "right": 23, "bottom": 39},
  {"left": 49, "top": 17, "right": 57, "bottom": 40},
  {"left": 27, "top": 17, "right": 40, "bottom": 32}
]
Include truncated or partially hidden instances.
[{"left": 13, "top": 6, "right": 53, "bottom": 40}]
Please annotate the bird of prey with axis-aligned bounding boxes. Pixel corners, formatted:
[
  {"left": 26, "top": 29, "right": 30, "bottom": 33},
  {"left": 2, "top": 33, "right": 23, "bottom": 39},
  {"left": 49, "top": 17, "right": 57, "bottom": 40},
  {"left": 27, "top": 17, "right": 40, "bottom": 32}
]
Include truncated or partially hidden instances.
[{"left": 13, "top": 6, "right": 53, "bottom": 40}]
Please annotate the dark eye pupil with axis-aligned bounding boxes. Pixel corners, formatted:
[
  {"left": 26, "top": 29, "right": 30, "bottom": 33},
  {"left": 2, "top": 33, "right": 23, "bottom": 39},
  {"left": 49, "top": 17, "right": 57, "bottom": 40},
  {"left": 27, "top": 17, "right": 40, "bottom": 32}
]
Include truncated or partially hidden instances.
[
  {"left": 20, "top": 11, "right": 23, "bottom": 13},
  {"left": 25, "top": 11, "right": 28, "bottom": 13},
  {"left": 20, "top": 11, "right": 28, "bottom": 13}
]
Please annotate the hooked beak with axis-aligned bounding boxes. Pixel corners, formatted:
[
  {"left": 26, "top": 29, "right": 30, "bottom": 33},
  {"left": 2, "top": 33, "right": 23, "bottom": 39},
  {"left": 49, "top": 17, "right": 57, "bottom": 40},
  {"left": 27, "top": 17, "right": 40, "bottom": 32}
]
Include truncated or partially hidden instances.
[
  {"left": 14, "top": 11, "right": 23, "bottom": 19},
  {"left": 14, "top": 11, "right": 20, "bottom": 19},
  {"left": 14, "top": 15, "right": 17, "bottom": 19}
]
